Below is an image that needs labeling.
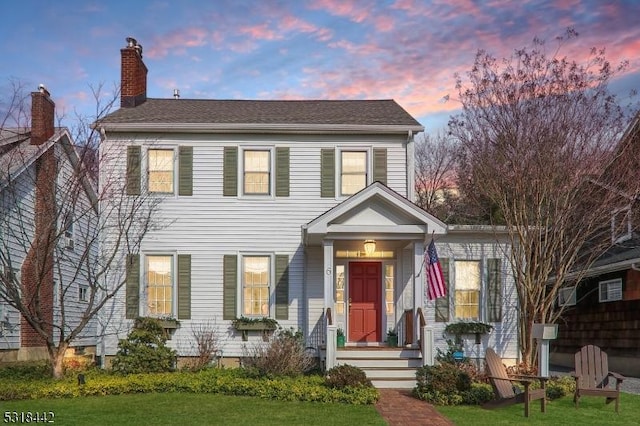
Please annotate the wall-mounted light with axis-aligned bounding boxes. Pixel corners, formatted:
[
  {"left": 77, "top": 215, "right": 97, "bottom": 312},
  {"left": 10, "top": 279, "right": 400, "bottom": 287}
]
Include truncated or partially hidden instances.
[{"left": 364, "top": 240, "right": 376, "bottom": 256}]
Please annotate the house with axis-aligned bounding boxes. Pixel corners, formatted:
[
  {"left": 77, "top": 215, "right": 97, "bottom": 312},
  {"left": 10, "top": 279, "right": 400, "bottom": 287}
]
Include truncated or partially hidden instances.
[
  {"left": 551, "top": 113, "right": 640, "bottom": 377},
  {"left": 0, "top": 86, "right": 99, "bottom": 363},
  {"left": 96, "top": 37, "right": 518, "bottom": 387}
]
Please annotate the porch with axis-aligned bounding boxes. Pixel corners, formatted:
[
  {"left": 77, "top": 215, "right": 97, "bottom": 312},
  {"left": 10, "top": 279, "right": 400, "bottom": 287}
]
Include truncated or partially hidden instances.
[
  {"left": 322, "top": 307, "right": 433, "bottom": 389},
  {"left": 302, "top": 183, "right": 446, "bottom": 376}
]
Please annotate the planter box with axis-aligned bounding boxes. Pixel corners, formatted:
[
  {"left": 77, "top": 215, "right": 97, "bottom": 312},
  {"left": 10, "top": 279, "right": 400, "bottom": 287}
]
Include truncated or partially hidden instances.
[
  {"left": 234, "top": 322, "right": 277, "bottom": 341},
  {"left": 159, "top": 320, "right": 179, "bottom": 329},
  {"left": 234, "top": 323, "right": 277, "bottom": 331}
]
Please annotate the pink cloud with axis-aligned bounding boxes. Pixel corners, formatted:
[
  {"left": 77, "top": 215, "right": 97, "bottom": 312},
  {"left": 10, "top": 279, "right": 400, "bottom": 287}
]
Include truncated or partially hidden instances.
[
  {"left": 311, "top": 0, "right": 371, "bottom": 22},
  {"left": 239, "top": 24, "right": 282, "bottom": 41},
  {"left": 146, "top": 27, "right": 209, "bottom": 59}
]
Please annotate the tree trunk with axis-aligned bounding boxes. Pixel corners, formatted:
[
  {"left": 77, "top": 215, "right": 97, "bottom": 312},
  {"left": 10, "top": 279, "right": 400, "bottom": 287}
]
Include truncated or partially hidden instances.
[{"left": 51, "top": 342, "right": 69, "bottom": 379}]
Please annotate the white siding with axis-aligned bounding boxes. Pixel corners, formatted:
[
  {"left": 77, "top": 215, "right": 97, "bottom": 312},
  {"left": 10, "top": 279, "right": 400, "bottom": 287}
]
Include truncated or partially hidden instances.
[
  {"left": 52, "top": 145, "right": 99, "bottom": 347},
  {"left": 425, "top": 234, "right": 519, "bottom": 362},
  {"left": 0, "top": 164, "right": 36, "bottom": 350},
  {"left": 99, "top": 132, "right": 410, "bottom": 356}
]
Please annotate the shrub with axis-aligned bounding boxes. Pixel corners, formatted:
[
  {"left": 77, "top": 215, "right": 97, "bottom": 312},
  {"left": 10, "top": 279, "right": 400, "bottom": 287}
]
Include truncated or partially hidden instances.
[
  {"left": 181, "top": 321, "right": 223, "bottom": 371},
  {"left": 0, "top": 368, "right": 379, "bottom": 404},
  {"left": 325, "top": 364, "right": 372, "bottom": 389},
  {"left": 111, "top": 317, "right": 177, "bottom": 375},
  {"left": 0, "top": 362, "right": 51, "bottom": 380},
  {"left": 414, "top": 363, "right": 473, "bottom": 405},
  {"left": 241, "top": 327, "right": 316, "bottom": 377},
  {"left": 546, "top": 375, "right": 575, "bottom": 400},
  {"left": 461, "top": 382, "right": 494, "bottom": 405}
]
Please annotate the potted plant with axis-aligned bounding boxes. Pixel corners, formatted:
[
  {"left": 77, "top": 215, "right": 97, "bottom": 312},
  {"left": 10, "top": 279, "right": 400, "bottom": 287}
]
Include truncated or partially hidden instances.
[
  {"left": 386, "top": 328, "right": 398, "bottom": 347},
  {"left": 232, "top": 316, "right": 278, "bottom": 340},
  {"left": 444, "top": 321, "right": 493, "bottom": 344},
  {"left": 336, "top": 328, "right": 345, "bottom": 348}
]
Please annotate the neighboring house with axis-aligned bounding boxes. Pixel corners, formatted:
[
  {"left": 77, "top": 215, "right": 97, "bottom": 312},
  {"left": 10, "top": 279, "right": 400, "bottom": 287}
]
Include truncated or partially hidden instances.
[
  {"left": 552, "top": 114, "right": 640, "bottom": 377},
  {"left": 0, "top": 87, "right": 98, "bottom": 362},
  {"left": 96, "top": 38, "right": 518, "bottom": 386}
]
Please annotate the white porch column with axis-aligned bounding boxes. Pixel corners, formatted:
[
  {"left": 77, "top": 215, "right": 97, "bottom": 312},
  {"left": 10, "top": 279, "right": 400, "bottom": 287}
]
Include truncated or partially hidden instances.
[
  {"left": 413, "top": 240, "right": 425, "bottom": 344},
  {"left": 323, "top": 240, "right": 336, "bottom": 370},
  {"left": 323, "top": 240, "right": 334, "bottom": 310}
]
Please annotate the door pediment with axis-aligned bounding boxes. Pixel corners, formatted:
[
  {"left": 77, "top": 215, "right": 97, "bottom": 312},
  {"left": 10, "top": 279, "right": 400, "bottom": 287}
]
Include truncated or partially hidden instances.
[{"left": 303, "top": 182, "right": 446, "bottom": 245}]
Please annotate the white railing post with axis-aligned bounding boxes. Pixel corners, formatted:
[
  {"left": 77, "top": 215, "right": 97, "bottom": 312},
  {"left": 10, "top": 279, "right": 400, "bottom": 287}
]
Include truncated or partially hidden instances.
[
  {"left": 421, "top": 325, "right": 434, "bottom": 366},
  {"left": 326, "top": 325, "right": 337, "bottom": 370}
]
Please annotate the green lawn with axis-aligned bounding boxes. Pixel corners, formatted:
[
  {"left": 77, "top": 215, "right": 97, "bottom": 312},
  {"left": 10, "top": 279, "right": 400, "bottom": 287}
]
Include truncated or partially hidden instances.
[
  {"left": 436, "top": 392, "right": 640, "bottom": 425},
  {"left": 1, "top": 392, "right": 387, "bottom": 426}
]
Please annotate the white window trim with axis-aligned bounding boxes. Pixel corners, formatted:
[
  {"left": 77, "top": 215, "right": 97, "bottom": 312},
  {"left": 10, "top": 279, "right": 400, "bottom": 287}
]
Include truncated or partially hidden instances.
[
  {"left": 142, "top": 252, "right": 177, "bottom": 317},
  {"left": 337, "top": 146, "right": 372, "bottom": 198},
  {"left": 237, "top": 252, "right": 276, "bottom": 317},
  {"left": 453, "top": 259, "right": 482, "bottom": 321},
  {"left": 145, "top": 145, "right": 178, "bottom": 197},
  {"left": 599, "top": 278, "right": 623, "bottom": 303},
  {"left": 239, "top": 146, "right": 275, "bottom": 199},
  {"left": 557, "top": 286, "right": 577, "bottom": 307},
  {"left": 78, "top": 285, "right": 88, "bottom": 302},
  {"left": 62, "top": 211, "right": 75, "bottom": 250}
]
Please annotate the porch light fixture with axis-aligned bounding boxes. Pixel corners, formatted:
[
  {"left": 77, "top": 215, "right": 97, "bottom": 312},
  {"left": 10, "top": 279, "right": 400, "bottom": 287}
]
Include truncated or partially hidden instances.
[{"left": 364, "top": 240, "right": 376, "bottom": 256}]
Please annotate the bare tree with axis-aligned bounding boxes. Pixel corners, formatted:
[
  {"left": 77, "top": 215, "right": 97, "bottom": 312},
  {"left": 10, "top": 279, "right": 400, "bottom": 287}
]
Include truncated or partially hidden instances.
[
  {"left": 449, "top": 29, "right": 639, "bottom": 367},
  {"left": 414, "top": 132, "right": 459, "bottom": 221},
  {"left": 0, "top": 82, "right": 162, "bottom": 378}
]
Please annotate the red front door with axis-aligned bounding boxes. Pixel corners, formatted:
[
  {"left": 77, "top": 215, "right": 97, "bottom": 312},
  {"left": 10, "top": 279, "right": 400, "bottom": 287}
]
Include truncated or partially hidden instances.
[{"left": 348, "top": 262, "right": 381, "bottom": 342}]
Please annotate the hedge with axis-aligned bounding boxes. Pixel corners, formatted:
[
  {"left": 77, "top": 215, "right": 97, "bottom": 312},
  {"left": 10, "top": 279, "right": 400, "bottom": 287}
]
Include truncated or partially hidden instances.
[{"left": 0, "top": 368, "right": 379, "bottom": 405}]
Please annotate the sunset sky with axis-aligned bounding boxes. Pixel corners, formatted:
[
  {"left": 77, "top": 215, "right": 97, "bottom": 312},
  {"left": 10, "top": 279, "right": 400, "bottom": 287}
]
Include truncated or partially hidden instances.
[{"left": 1, "top": 0, "right": 639, "bottom": 133}]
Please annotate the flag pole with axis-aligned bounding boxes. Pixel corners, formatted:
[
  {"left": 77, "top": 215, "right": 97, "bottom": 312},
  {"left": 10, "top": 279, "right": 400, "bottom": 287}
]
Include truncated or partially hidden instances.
[{"left": 416, "top": 231, "right": 435, "bottom": 277}]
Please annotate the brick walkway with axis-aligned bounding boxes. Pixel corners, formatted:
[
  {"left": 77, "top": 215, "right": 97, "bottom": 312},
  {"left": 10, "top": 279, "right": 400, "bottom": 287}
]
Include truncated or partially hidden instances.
[{"left": 375, "top": 389, "right": 454, "bottom": 426}]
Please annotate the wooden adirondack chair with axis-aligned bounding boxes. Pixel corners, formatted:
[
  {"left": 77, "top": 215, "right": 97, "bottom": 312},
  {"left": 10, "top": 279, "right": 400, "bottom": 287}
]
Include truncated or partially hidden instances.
[
  {"left": 483, "top": 348, "right": 547, "bottom": 417},
  {"left": 572, "top": 345, "right": 625, "bottom": 412}
]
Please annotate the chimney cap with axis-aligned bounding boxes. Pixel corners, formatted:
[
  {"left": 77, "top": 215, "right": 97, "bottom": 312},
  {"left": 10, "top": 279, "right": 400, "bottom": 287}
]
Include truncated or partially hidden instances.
[{"left": 37, "top": 84, "right": 50, "bottom": 97}]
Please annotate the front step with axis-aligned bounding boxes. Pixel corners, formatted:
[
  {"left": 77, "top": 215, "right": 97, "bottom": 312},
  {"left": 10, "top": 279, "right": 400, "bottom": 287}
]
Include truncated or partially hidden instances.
[{"left": 335, "top": 347, "right": 422, "bottom": 389}]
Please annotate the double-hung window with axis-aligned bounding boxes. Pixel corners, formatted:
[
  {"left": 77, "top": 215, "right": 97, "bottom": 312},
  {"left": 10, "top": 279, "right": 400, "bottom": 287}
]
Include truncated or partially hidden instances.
[
  {"left": 454, "top": 260, "right": 481, "bottom": 320},
  {"left": 148, "top": 149, "right": 175, "bottom": 193},
  {"left": 146, "top": 255, "right": 174, "bottom": 316},
  {"left": 340, "top": 151, "right": 367, "bottom": 196},
  {"left": 244, "top": 150, "right": 271, "bottom": 195},
  {"left": 599, "top": 278, "right": 623, "bottom": 303},
  {"left": 242, "top": 256, "right": 271, "bottom": 316}
]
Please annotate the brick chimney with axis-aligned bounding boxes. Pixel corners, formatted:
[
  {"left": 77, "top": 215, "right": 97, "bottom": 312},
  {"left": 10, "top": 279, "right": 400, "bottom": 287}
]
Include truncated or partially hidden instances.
[
  {"left": 30, "top": 85, "right": 55, "bottom": 145},
  {"left": 20, "top": 86, "right": 57, "bottom": 354},
  {"left": 121, "top": 37, "right": 147, "bottom": 107}
]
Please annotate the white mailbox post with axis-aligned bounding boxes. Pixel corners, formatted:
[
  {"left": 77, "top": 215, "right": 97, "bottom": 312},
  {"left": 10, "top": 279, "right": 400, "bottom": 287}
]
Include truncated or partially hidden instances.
[{"left": 532, "top": 323, "right": 558, "bottom": 377}]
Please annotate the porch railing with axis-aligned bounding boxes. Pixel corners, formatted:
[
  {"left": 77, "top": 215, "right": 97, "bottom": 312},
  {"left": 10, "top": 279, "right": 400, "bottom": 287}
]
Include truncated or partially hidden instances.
[
  {"left": 417, "top": 307, "right": 434, "bottom": 366},
  {"left": 325, "top": 307, "right": 337, "bottom": 370}
]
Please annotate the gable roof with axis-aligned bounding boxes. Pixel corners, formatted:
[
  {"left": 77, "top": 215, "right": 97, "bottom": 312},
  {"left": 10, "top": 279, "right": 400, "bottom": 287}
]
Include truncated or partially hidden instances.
[
  {"left": 98, "top": 98, "right": 424, "bottom": 134},
  {"left": 303, "top": 182, "right": 446, "bottom": 246},
  {"left": 0, "top": 128, "right": 98, "bottom": 210}
]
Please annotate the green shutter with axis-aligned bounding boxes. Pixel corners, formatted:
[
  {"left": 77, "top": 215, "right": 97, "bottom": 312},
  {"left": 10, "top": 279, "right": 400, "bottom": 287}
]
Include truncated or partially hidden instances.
[
  {"left": 275, "top": 147, "right": 290, "bottom": 197},
  {"left": 177, "top": 254, "right": 191, "bottom": 319},
  {"left": 320, "top": 149, "right": 335, "bottom": 198},
  {"left": 126, "top": 146, "right": 141, "bottom": 196},
  {"left": 435, "top": 258, "right": 449, "bottom": 322},
  {"left": 373, "top": 148, "right": 387, "bottom": 185},
  {"left": 178, "top": 146, "right": 193, "bottom": 196},
  {"left": 223, "top": 255, "right": 237, "bottom": 320},
  {"left": 275, "top": 255, "right": 289, "bottom": 320},
  {"left": 223, "top": 147, "right": 238, "bottom": 197},
  {"left": 125, "top": 254, "right": 140, "bottom": 319},
  {"left": 487, "top": 258, "right": 502, "bottom": 322}
]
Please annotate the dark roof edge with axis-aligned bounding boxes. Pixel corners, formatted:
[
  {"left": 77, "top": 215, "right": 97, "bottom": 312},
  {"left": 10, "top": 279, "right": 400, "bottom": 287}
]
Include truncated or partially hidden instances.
[{"left": 97, "top": 122, "right": 425, "bottom": 134}]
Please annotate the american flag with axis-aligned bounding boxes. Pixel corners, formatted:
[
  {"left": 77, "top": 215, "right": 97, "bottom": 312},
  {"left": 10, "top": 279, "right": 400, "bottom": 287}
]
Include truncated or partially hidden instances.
[{"left": 426, "top": 238, "right": 446, "bottom": 300}]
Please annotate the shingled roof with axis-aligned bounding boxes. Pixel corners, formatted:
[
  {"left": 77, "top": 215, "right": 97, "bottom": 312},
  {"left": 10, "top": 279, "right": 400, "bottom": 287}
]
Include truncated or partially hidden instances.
[{"left": 99, "top": 98, "right": 423, "bottom": 132}]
